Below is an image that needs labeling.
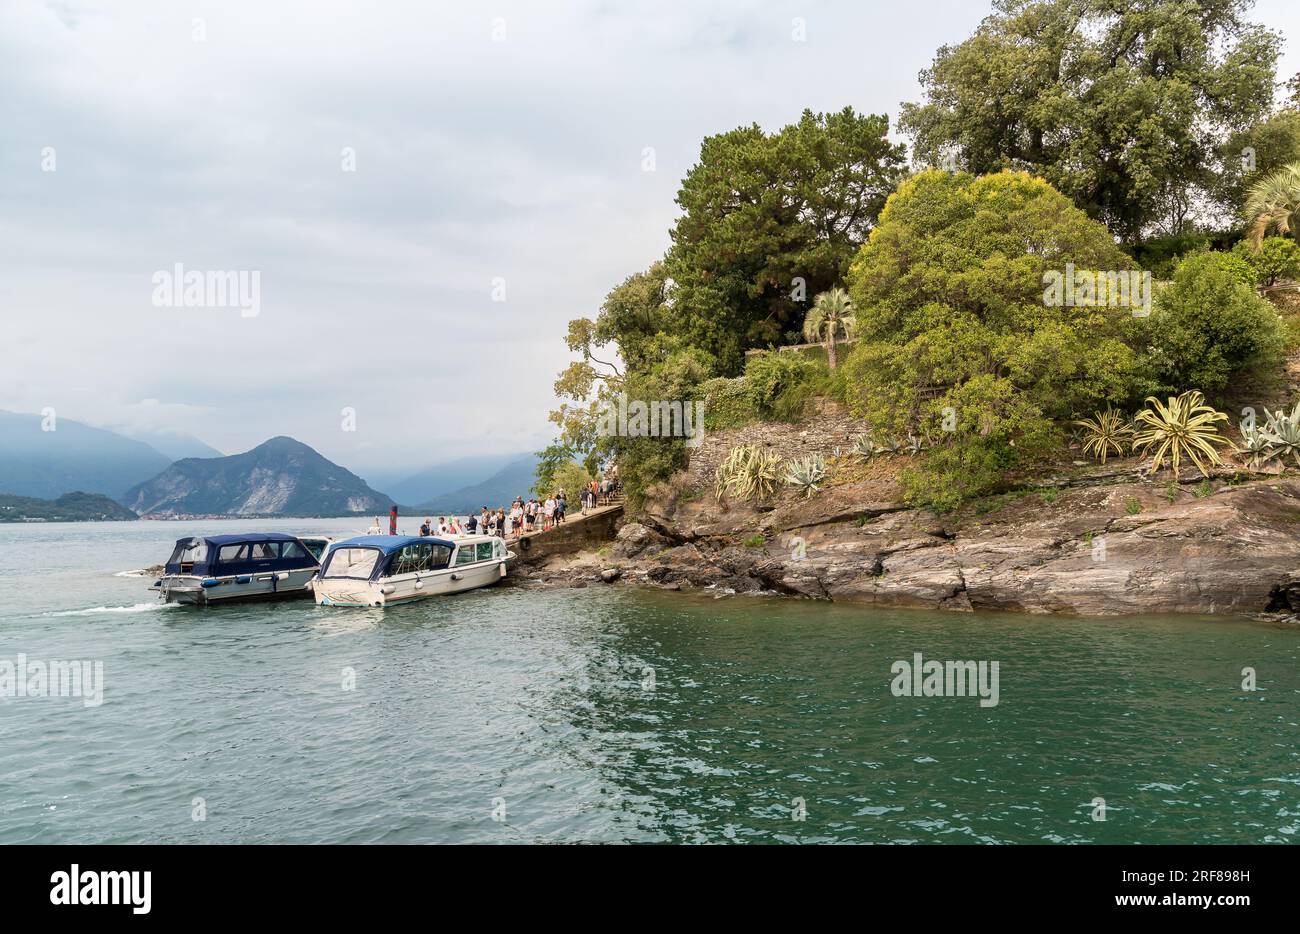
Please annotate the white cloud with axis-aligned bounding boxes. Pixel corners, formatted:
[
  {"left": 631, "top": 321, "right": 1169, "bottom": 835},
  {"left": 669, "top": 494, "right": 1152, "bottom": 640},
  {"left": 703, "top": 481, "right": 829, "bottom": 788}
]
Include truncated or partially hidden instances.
[{"left": 4, "top": 0, "right": 1295, "bottom": 475}]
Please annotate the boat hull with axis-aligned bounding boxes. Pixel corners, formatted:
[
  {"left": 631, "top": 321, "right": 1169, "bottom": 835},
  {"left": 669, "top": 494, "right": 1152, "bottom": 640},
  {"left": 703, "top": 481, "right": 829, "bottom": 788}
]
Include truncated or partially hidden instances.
[{"left": 155, "top": 569, "right": 318, "bottom": 605}]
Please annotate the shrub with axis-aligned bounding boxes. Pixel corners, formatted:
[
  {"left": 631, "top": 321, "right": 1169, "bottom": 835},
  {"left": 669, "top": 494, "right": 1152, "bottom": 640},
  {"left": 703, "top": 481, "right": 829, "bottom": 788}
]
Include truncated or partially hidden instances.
[
  {"left": 1231, "top": 237, "right": 1300, "bottom": 288},
  {"left": 700, "top": 376, "right": 753, "bottom": 430},
  {"left": 1124, "top": 496, "right": 1143, "bottom": 515},
  {"left": 742, "top": 351, "right": 814, "bottom": 410},
  {"left": 1129, "top": 231, "right": 1212, "bottom": 281},
  {"left": 1142, "top": 252, "right": 1283, "bottom": 398}
]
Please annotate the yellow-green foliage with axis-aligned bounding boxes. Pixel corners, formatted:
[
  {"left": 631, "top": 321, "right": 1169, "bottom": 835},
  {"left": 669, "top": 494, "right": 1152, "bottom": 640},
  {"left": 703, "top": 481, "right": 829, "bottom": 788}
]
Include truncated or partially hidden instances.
[
  {"left": 714, "top": 445, "right": 783, "bottom": 501},
  {"left": 1073, "top": 408, "right": 1133, "bottom": 464},
  {"left": 1132, "top": 391, "right": 1231, "bottom": 477}
]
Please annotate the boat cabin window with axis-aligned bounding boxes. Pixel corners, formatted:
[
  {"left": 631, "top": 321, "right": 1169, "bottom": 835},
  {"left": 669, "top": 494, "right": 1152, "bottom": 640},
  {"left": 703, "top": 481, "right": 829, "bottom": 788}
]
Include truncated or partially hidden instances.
[
  {"left": 167, "top": 539, "right": 208, "bottom": 569},
  {"left": 476, "top": 542, "right": 494, "bottom": 561},
  {"left": 249, "top": 542, "right": 279, "bottom": 560},
  {"left": 493, "top": 539, "right": 506, "bottom": 560},
  {"left": 281, "top": 541, "right": 310, "bottom": 560},
  {"left": 389, "top": 542, "right": 451, "bottom": 575},
  {"left": 455, "top": 544, "right": 480, "bottom": 566},
  {"left": 299, "top": 540, "right": 326, "bottom": 560},
  {"left": 218, "top": 544, "right": 249, "bottom": 562},
  {"left": 323, "top": 547, "right": 381, "bottom": 579}
]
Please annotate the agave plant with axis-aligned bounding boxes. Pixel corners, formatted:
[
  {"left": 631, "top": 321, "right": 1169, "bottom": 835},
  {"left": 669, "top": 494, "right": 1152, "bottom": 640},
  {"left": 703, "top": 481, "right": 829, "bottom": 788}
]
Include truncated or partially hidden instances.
[
  {"left": 784, "top": 454, "right": 827, "bottom": 498},
  {"left": 904, "top": 434, "right": 926, "bottom": 455},
  {"left": 876, "top": 437, "right": 901, "bottom": 455},
  {"left": 852, "top": 435, "right": 876, "bottom": 460},
  {"left": 714, "top": 445, "right": 783, "bottom": 501},
  {"left": 1262, "top": 402, "right": 1300, "bottom": 467},
  {"left": 1237, "top": 419, "right": 1273, "bottom": 469},
  {"left": 1131, "top": 391, "right": 1230, "bottom": 477},
  {"left": 1072, "top": 408, "right": 1133, "bottom": 465}
]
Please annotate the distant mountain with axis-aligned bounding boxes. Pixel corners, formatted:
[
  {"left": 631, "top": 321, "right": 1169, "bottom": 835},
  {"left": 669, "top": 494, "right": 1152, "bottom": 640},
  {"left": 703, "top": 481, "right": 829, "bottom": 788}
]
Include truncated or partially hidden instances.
[
  {"left": 118, "top": 428, "right": 223, "bottom": 462},
  {"left": 375, "top": 452, "right": 534, "bottom": 506},
  {"left": 123, "top": 436, "right": 394, "bottom": 516},
  {"left": 0, "top": 410, "right": 172, "bottom": 500},
  {"left": 415, "top": 454, "right": 539, "bottom": 515},
  {"left": 0, "top": 491, "right": 138, "bottom": 522}
]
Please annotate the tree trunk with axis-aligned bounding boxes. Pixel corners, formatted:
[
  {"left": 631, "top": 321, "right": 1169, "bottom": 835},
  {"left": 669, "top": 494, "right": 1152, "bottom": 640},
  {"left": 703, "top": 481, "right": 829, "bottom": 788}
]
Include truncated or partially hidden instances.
[{"left": 827, "top": 336, "right": 838, "bottom": 370}]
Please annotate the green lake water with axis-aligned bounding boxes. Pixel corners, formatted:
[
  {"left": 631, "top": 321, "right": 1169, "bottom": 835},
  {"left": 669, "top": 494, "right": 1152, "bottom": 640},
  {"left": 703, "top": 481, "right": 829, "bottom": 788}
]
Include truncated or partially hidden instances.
[{"left": 0, "top": 519, "right": 1296, "bottom": 843}]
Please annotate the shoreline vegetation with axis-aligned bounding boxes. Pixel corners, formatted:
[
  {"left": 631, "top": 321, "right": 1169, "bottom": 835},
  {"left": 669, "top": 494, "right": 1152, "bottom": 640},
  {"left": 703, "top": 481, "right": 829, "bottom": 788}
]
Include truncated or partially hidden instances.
[{"left": 526, "top": 0, "right": 1300, "bottom": 619}]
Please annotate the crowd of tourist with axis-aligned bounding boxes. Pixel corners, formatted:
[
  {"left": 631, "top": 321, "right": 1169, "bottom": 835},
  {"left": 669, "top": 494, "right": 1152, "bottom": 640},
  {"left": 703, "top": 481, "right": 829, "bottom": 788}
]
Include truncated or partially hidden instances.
[{"left": 402, "top": 467, "right": 620, "bottom": 541}]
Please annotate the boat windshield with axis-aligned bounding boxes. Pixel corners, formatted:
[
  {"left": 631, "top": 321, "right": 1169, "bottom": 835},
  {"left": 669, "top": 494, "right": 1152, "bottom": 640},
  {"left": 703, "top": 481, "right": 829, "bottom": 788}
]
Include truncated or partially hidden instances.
[
  {"left": 322, "top": 547, "right": 381, "bottom": 579},
  {"left": 388, "top": 542, "right": 451, "bottom": 575},
  {"left": 167, "top": 539, "right": 208, "bottom": 566}
]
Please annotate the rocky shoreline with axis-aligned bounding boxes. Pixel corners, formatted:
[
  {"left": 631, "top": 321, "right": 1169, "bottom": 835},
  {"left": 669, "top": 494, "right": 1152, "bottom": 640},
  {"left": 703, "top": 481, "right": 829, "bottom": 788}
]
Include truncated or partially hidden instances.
[{"left": 512, "top": 457, "right": 1300, "bottom": 620}]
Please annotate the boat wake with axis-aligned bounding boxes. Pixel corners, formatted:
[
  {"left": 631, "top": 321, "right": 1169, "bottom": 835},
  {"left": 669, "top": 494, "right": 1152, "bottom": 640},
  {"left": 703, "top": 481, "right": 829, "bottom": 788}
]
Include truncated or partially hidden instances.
[{"left": 38, "top": 603, "right": 179, "bottom": 618}]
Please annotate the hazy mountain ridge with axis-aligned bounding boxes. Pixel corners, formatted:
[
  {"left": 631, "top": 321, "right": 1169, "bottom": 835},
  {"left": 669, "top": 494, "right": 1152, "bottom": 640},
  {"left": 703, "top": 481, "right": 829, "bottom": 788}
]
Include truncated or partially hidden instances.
[
  {"left": 414, "top": 454, "right": 539, "bottom": 514},
  {"left": 124, "top": 436, "right": 393, "bottom": 516},
  {"left": 374, "top": 452, "right": 535, "bottom": 506},
  {"left": 0, "top": 410, "right": 172, "bottom": 500}
]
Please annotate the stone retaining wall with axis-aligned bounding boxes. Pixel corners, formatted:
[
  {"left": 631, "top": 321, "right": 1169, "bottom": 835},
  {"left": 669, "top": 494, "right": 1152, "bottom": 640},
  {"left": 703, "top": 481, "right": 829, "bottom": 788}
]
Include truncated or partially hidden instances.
[{"left": 511, "top": 505, "right": 623, "bottom": 565}]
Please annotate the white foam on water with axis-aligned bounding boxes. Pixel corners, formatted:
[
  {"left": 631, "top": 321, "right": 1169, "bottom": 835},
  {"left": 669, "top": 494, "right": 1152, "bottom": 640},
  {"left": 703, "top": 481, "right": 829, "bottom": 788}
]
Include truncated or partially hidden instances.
[
  {"left": 38, "top": 603, "right": 179, "bottom": 618},
  {"left": 113, "top": 569, "right": 154, "bottom": 578}
]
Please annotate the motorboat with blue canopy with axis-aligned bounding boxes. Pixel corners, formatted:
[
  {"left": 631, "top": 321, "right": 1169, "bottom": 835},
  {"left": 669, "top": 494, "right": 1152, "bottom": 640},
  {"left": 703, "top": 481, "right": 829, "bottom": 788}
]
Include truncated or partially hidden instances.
[
  {"left": 313, "top": 534, "right": 513, "bottom": 607},
  {"left": 152, "top": 532, "right": 321, "bottom": 604}
]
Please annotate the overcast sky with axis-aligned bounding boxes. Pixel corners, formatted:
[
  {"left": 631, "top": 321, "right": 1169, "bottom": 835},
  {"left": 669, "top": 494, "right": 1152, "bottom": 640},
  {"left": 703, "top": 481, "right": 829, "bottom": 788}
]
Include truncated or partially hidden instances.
[{"left": 3, "top": 0, "right": 1299, "bottom": 476}]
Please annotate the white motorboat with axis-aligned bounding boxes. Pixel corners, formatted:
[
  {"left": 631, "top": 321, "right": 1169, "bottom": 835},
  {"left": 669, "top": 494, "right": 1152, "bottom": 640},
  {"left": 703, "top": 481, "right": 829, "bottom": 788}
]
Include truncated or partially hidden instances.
[{"left": 312, "top": 534, "right": 513, "bottom": 608}]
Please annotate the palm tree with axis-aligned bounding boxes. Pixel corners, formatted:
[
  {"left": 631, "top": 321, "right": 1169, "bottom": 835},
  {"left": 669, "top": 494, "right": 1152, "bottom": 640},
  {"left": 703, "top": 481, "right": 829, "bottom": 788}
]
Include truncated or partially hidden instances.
[
  {"left": 1245, "top": 162, "right": 1300, "bottom": 248},
  {"left": 803, "top": 287, "right": 856, "bottom": 369}
]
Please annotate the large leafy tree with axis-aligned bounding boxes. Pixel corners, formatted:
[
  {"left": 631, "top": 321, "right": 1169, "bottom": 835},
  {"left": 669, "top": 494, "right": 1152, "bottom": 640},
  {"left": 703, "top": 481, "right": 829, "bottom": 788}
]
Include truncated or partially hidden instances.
[
  {"left": 899, "top": 0, "right": 1280, "bottom": 243},
  {"left": 842, "top": 170, "right": 1143, "bottom": 509},
  {"left": 667, "top": 107, "right": 906, "bottom": 374},
  {"left": 1216, "top": 109, "right": 1300, "bottom": 222},
  {"left": 546, "top": 262, "right": 711, "bottom": 503}
]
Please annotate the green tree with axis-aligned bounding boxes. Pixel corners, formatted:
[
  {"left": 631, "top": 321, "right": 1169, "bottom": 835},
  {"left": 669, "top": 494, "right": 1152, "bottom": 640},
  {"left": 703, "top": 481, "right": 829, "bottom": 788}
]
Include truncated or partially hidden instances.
[
  {"left": 548, "top": 262, "right": 685, "bottom": 465},
  {"left": 667, "top": 107, "right": 906, "bottom": 373},
  {"left": 842, "top": 170, "right": 1143, "bottom": 509},
  {"left": 537, "top": 459, "right": 595, "bottom": 501},
  {"left": 534, "top": 442, "right": 580, "bottom": 498},
  {"left": 1144, "top": 251, "right": 1283, "bottom": 397},
  {"left": 1216, "top": 110, "right": 1300, "bottom": 221},
  {"left": 803, "top": 288, "right": 855, "bottom": 369},
  {"left": 899, "top": 0, "right": 1280, "bottom": 242}
]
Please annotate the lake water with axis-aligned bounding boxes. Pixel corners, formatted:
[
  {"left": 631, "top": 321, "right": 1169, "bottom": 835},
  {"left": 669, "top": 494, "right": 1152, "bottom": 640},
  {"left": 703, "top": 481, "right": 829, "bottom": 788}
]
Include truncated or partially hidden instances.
[{"left": 1, "top": 519, "right": 1297, "bottom": 844}]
